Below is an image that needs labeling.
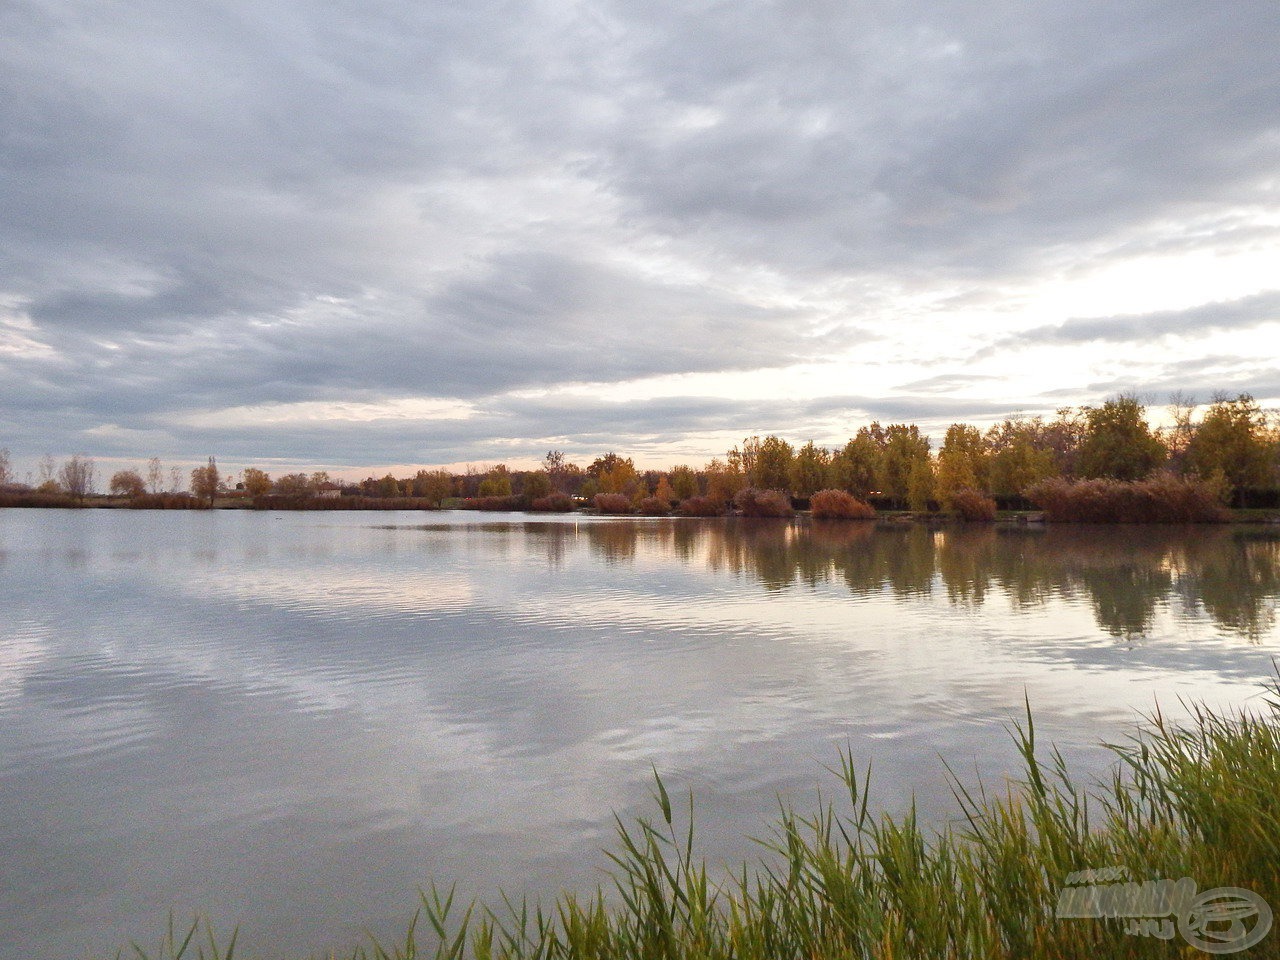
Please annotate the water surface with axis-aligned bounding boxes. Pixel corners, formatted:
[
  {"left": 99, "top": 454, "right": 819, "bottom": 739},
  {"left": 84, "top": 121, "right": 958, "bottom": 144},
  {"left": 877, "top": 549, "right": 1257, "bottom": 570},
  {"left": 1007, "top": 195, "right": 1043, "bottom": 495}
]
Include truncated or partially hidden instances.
[{"left": 1, "top": 510, "right": 1277, "bottom": 959}]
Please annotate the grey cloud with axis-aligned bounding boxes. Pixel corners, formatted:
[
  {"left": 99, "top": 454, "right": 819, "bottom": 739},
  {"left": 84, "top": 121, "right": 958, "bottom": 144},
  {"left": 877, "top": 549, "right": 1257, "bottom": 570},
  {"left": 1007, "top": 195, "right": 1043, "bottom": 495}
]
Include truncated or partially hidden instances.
[
  {"left": 1001, "top": 291, "right": 1280, "bottom": 350},
  {"left": 3, "top": 0, "right": 1279, "bottom": 465}
]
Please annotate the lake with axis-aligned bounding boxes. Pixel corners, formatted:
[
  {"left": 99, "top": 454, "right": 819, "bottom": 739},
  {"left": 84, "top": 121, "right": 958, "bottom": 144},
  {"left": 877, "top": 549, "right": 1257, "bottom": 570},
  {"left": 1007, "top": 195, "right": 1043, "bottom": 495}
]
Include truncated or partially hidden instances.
[{"left": 1, "top": 510, "right": 1277, "bottom": 959}]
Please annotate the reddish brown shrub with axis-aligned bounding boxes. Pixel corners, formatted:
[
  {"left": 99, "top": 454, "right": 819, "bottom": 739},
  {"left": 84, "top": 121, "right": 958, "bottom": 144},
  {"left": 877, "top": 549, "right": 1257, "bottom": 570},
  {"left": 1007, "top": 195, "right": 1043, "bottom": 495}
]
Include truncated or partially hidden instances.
[
  {"left": 1027, "top": 474, "right": 1228, "bottom": 523},
  {"left": 734, "top": 487, "right": 795, "bottom": 518},
  {"left": 948, "top": 488, "right": 997, "bottom": 522},
  {"left": 594, "top": 493, "right": 634, "bottom": 514},
  {"left": 677, "top": 496, "right": 722, "bottom": 517},
  {"left": 530, "top": 493, "right": 575, "bottom": 512},
  {"left": 636, "top": 496, "right": 670, "bottom": 516},
  {"left": 810, "top": 489, "right": 876, "bottom": 520}
]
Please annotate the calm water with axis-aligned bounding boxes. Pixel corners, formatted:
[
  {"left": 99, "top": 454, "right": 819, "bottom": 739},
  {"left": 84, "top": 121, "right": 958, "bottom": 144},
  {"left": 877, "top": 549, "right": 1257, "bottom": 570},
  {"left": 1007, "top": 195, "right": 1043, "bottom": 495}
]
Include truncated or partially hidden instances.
[{"left": 1, "top": 510, "right": 1278, "bottom": 959}]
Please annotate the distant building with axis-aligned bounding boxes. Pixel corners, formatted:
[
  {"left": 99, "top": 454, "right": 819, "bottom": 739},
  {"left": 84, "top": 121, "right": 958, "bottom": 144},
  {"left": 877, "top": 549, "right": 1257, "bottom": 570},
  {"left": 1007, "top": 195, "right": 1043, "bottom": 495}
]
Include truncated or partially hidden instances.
[{"left": 316, "top": 483, "right": 343, "bottom": 499}]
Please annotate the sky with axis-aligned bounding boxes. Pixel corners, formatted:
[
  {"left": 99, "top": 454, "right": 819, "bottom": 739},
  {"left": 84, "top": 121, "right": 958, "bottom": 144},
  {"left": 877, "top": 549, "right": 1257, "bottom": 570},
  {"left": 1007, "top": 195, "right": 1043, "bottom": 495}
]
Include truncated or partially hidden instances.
[{"left": 2, "top": 0, "right": 1278, "bottom": 480}]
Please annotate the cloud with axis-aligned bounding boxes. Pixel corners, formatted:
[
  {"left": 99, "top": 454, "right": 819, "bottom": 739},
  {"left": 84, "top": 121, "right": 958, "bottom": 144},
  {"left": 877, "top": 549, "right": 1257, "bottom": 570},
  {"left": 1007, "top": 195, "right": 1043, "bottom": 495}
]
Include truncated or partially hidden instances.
[
  {"left": 2, "top": 0, "right": 1279, "bottom": 466},
  {"left": 997, "top": 291, "right": 1280, "bottom": 350}
]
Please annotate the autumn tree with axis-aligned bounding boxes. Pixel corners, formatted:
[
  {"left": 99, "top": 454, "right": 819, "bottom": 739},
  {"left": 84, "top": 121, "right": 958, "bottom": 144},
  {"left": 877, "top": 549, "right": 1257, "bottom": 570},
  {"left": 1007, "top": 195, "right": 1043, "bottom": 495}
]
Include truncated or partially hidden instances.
[
  {"left": 788, "top": 441, "right": 831, "bottom": 498},
  {"left": 190, "top": 457, "right": 222, "bottom": 506},
  {"left": 704, "top": 456, "right": 745, "bottom": 506},
  {"left": 986, "top": 417, "right": 1058, "bottom": 497},
  {"left": 881, "top": 425, "right": 930, "bottom": 505},
  {"left": 669, "top": 464, "right": 699, "bottom": 500},
  {"left": 60, "top": 454, "right": 96, "bottom": 501},
  {"left": 652, "top": 475, "right": 678, "bottom": 505},
  {"left": 274, "top": 473, "right": 313, "bottom": 497},
  {"left": 907, "top": 457, "right": 935, "bottom": 512},
  {"left": 589, "top": 454, "right": 640, "bottom": 497},
  {"left": 109, "top": 469, "right": 146, "bottom": 498},
  {"left": 935, "top": 423, "right": 987, "bottom": 507},
  {"left": 829, "top": 430, "right": 882, "bottom": 499},
  {"left": 1079, "top": 396, "right": 1164, "bottom": 481},
  {"left": 412, "top": 469, "right": 454, "bottom": 505},
  {"left": 242, "top": 467, "right": 272, "bottom": 498},
  {"left": 740, "top": 435, "right": 794, "bottom": 491},
  {"left": 521, "top": 470, "right": 553, "bottom": 500},
  {"left": 1186, "top": 394, "right": 1273, "bottom": 494},
  {"left": 477, "top": 465, "right": 512, "bottom": 497}
]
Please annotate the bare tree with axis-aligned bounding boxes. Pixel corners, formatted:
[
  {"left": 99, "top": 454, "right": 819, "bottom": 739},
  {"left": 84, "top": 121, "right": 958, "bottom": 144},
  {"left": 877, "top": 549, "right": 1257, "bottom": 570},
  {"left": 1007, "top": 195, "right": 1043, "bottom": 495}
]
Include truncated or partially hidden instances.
[
  {"left": 59, "top": 455, "right": 96, "bottom": 501},
  {"left": 146, "top": 457, "right": 164, "bottom": 494},
  {"left": 1165, "top": 391, "right": 1197, "bottom": 470},
  {"left": 38, "top": 454, "right": 57, "bottom": 490},
  {"left": 168, "top": 465, "right": 183, "bottom": 493},
  {"left": 0, "top": 447, "right": 12, "bottom": 488}
]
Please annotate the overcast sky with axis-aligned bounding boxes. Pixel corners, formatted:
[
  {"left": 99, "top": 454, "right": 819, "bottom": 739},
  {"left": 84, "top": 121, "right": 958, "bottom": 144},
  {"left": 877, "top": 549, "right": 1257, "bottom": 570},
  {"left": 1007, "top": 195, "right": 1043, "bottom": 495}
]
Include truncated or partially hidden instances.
[{"left": 3, "top": 0, "right": 1278, "bottom": 479}]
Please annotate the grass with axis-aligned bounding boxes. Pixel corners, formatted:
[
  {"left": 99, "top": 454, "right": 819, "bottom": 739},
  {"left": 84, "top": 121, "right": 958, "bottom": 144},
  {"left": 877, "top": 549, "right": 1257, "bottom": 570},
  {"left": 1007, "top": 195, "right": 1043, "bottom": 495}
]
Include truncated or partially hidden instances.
[{"left": 123, "top": 681, "right": 1280, "bottom": 959}]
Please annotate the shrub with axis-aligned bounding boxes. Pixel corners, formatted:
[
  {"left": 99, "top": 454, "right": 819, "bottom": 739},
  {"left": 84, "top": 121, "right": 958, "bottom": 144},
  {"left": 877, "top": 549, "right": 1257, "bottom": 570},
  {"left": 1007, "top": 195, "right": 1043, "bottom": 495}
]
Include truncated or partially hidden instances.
[
  {"left": 470, "top": 495, "right": 524, "bottom": 512},
  {"left": 1027, "top": 474, "right": 1229, "bottom": 523},
  {"left": 734, "top": 487, "right": 794, "bottom": 518},
  {"left": 594, "top": 493, "right": 634, "bottom": 514},
  {"left": 677, "top": 496, "right": 722, "bottom": 517},
  {"left": 636, "top": 496, "right": 669, "bottom": 516},
  {"left": 948, "top": 488, "right": 997, "bottom": 522},
  {"left": 530, "top": 493, "right": 575, "bottom": 512},
  {"left": 251, "top": 496, "right": 441, "bottom": 511},
  {"left": 128, "top": 493, "right": 203, "bottom": 510},
  {"left": 809, "top": 489, "right": 876, "bottom": 520}
]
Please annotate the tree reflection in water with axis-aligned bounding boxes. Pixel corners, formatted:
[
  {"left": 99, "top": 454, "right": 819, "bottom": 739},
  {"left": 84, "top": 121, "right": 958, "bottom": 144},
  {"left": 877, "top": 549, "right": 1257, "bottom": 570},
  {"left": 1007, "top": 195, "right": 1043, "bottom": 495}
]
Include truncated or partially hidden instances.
[{"left": 569, "top": 519, "right": 1279, "bottom": 641}]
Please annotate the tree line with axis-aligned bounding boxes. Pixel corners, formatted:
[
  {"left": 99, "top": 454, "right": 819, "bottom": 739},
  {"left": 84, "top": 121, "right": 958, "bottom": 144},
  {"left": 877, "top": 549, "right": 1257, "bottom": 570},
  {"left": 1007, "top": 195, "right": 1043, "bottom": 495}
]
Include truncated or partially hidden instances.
[{"left": 2, "top": 393, "right": 1277, "bottom": 514}]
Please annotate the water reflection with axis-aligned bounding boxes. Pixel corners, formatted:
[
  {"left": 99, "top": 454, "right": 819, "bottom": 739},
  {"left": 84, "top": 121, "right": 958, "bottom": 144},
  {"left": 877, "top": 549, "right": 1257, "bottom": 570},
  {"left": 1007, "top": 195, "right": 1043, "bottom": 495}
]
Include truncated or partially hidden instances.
[
  {"left": 566, "top": 520, "right": 1280, "bottom": 640},
  {"left": 1, "top": 511, "right": 1278, "bottom": 960}
]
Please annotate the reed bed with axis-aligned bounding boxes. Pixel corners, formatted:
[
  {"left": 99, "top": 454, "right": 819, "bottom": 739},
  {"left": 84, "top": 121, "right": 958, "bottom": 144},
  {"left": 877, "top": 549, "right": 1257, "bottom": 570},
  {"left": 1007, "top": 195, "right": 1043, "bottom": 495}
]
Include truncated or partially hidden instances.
[{"left": 125, "top": 680, "right": 1280, "bottom": 959}]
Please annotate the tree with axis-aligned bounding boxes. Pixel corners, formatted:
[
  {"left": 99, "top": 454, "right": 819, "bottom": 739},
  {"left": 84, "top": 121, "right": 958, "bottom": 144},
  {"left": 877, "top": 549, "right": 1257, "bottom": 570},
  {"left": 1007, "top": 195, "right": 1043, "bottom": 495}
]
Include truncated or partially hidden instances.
[
  {"left": 242, "top": 467, "right": 272, "bottom": 497},
  {"left": 704, "top": 456, "right": 745, "bottom": 506},
  {"left": 907, "top": 458, "right": 935, "bottom": 512},
  {"left": 190, "top": 457, "right": 222, "bottom": 506},
  {"left": 935, "top": 424, "right": 987, "bottom": 507},
  {"left": 109, "top": 469, "right": 146, "bottom": 498},
  {"left": 669, "top": 464, "right": 699, "bottom": 500},
  {"left": 1079, "top": 396, "right": 1164, "bottom": 481},
  {"left": 38, "top": 454, "right": 57, "bottom": 491},
  {"left": 0, "top": 447, "right": 11, "bottom": 488},
  {"left": 830, "top": 431, "right": 881, "bottom": 498},
  {"left": 652, "top": 475, "right": 678, "bottom": 505},
  {"left": 412, "top": 469, "right": 453, "bottom": 505},
  {"left": 378, "top": 473, "right": 403, "bottom": 498},
  {"left": 146, "top": 457, "right": 165, "bottom": 494},
  {"left": 788, "top": 441, "right": 831, "bottom": 498},
  {"left": 986, "top": 417, "right": 1057, "bottom": 497},
  {"left": 881, "top": 424, "right": 930, "bottom": 504},
  {"left": 593, "top": 456, "right": 640, "bottom": 497},
  {"left": 477, "top": 465, "right": 512, "bottom": 497},
  {"left": 1162, "top": 392, "right": 1197, "bottom": 472},
  {"left": 274, "top": 473, "right": 313, "bottom": 497},
  {"left": 521, "top": 470, "right": 553, "bottom": 500},
  {"left": 1187, "top": 394, "right": 1273, "bottom": 494},
  {"left": 741, "top": 435, "right": 794, "bottom": 491},
  {"left": 59, "top": 454, "right": 96, "bottom": 501}
]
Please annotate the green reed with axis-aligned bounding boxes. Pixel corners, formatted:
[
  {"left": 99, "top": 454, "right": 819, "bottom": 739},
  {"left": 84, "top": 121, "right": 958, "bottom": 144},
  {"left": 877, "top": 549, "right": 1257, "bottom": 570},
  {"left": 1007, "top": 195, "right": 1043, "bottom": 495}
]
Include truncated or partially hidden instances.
[{"left": 125, "top": 678, "right": 1280, "bottom": 959}]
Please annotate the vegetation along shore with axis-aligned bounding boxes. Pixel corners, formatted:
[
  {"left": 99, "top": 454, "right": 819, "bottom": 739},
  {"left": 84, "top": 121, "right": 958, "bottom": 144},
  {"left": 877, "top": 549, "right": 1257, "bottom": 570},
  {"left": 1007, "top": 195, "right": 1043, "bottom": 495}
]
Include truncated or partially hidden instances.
[{"left": 3, "top": 393, "right": 1278, "bottom": 522}]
